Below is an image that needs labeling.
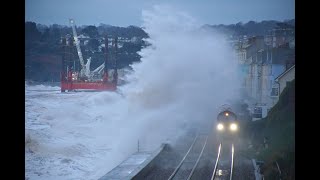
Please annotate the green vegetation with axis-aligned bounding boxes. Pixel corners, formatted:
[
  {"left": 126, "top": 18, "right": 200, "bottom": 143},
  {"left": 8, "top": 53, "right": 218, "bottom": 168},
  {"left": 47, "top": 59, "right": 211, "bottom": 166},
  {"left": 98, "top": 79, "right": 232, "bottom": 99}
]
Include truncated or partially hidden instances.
[
  {"left": 248, "top": 79, "right": 295, "bottom": 179},
  {"left": 25, "top": 21, "right": 148, "bottom": 82}
]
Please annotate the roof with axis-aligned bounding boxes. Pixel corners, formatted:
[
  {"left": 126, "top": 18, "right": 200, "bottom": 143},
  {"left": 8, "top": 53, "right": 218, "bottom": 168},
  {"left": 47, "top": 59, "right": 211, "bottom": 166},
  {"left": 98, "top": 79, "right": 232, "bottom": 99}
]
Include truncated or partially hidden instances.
[
  {"left": 275, "top": 64, "right": 295, "bottom": 81},
  {"left": 258, "top": 49, "right": 264, "bottom": 53}
]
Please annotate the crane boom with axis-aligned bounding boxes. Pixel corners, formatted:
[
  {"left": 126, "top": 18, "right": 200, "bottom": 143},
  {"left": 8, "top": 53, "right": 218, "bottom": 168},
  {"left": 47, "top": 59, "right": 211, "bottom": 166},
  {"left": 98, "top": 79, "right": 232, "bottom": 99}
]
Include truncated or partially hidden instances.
[
  {"left": 69, "top": 19, "right": 85, "bottom": 68},
  {"left": 92, "top": 63, "right": 105, "bottom": 74}
]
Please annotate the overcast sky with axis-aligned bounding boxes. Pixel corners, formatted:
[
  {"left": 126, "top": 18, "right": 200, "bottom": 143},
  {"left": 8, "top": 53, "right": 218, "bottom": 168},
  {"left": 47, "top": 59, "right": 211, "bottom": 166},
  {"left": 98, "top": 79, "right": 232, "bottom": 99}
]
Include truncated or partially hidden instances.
[{"left": 26, "top": 0, "right": 294, "bottom": 27}]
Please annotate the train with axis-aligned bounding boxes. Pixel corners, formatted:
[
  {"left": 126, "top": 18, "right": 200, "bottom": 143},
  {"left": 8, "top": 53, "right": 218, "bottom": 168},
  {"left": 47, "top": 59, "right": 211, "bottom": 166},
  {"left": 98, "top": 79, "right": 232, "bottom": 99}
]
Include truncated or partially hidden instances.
[{"left": 215, "top": 107, "right": 239, "bottom": 142}]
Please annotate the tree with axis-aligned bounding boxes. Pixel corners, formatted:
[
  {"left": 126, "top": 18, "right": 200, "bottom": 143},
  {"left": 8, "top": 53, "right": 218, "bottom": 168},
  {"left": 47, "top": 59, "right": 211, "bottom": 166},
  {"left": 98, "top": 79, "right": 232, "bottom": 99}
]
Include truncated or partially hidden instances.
[
  {"left": 87, "top": 39, "right": 100, "bottom": 51},
  {"left": 40, "top": 28, "right": 50, "bottom": 42},
  {"left": 82, "top": 25, "right": 99, "bottom": 38},
  {"left": 25, "top": 22, "right": 41, "bottom": 42}
]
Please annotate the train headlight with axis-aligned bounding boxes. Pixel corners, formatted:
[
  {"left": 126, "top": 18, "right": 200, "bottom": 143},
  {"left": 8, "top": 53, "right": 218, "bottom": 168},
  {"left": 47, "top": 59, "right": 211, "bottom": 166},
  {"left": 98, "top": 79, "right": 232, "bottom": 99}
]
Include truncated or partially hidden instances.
[
  {"left": 230, "top": 123, "right": 238, "bottom": 131},
  {"left": 217, "top": 123, "right": 224, "bottom": 131}
]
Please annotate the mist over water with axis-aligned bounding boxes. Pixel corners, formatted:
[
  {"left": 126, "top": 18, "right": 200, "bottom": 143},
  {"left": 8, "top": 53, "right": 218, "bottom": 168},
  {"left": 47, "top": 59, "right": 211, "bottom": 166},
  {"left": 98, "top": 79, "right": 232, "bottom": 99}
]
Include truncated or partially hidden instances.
[{"left": 119, "top": 5, "right": 242, "bottom": 144}]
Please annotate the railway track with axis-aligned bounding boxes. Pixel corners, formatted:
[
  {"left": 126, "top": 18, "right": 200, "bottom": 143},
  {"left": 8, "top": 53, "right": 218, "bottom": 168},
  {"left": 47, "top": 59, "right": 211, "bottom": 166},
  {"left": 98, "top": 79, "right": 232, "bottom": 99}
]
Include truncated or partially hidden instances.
[
  {"left": 210, "top": 143, "right": 235, "bottom": 180},
  {"left": 167, "top": 134, "right": 235, "bottom": 180},
  {"left": 168, "top": 135, "right": 208, "bottom": 180}
]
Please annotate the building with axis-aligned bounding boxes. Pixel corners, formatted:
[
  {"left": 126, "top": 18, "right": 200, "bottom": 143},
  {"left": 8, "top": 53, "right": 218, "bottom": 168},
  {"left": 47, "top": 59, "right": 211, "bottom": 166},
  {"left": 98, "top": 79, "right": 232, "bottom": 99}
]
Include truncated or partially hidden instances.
[
  {"left": 236, "top": 36, "right": 264, "bottom": 64},
  {"left": 242, "top": 47, "right": 293, "bottom": 120},
  {"left": 269, "top": 65, "right": 295, "bottom": 107},
  {"left": 234, "top": 32, "right": 294, "bottom": 121},
  {"left": 275, "top": 64, "right": 295, "bottom": 95},
  {"left": 267, "top": 23, "right": 295, "bottom": 48}
]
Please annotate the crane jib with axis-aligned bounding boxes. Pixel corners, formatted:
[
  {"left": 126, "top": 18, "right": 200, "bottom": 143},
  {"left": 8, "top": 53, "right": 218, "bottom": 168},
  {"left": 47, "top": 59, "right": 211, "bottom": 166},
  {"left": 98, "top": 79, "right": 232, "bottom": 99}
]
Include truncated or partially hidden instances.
[{"left": 70, "top": 19, "right": 85, "bottom": 68}]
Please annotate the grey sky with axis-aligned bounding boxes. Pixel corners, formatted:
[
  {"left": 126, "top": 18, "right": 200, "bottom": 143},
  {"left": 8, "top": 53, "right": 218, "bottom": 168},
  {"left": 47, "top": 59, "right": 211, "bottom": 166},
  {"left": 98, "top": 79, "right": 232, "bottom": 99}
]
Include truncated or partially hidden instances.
[{"left": 26, "top": 0, "right": 294, "bottom": 27}]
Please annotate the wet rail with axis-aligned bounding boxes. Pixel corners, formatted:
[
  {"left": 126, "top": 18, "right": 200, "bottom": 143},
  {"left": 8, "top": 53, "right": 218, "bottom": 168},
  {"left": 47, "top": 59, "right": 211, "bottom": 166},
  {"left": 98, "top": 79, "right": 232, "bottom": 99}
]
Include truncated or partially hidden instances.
[
  {"left": 168, "top": 135, "right": 208, "bottom": 180},
  {"left": 210, "top": 143, "right": 235, "bottom": 180},
  {"left": 211, "top": 143, "right": 222, "bottom": 180},
  {"left": 229, "top": 143, "right": 234, "bottom": 180}
]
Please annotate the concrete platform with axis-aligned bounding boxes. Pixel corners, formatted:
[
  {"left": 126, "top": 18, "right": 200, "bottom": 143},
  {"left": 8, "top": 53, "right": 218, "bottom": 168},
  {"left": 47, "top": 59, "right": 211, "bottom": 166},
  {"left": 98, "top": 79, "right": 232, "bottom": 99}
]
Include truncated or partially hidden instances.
[{"left": 99, "top": 144, "right": 167, "bottom": 180}]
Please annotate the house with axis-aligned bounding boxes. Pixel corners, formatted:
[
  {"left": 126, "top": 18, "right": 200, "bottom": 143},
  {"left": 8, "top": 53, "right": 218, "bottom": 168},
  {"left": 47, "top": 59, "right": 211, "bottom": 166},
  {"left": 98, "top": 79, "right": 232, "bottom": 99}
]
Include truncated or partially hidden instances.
[
  {"left": 242, "top": 45, "right": 294, "bottom": 120},
  {"left": 269, "top": 24, "right": 295, "bottom": 48},
  {"left": 275, "top": 64, "right": 295, "bottom": 95}
]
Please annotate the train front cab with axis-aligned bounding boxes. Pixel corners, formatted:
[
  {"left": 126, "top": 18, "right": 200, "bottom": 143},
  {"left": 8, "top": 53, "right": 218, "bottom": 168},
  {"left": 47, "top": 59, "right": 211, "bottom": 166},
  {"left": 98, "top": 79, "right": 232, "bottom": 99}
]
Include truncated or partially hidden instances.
[{"left": 215, "top": 110, "right": 239, "bottom": 143}]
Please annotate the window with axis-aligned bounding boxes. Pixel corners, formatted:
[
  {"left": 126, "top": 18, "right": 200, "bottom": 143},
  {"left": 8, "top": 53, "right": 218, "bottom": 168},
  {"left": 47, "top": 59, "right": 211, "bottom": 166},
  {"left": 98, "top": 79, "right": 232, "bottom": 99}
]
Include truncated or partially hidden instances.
[
  {"left": 253, "top": 107, "right": 262, "bottom": 118},
  {"left": 270, "top": 87, "right": 279, "bottom": 97}
]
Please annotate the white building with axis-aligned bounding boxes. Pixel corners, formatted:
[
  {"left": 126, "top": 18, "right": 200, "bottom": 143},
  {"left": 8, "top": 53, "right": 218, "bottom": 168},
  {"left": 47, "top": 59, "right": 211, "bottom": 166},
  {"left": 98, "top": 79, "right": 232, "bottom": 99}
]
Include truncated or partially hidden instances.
[{"left": 275, "top": 64, "right": 295, "bottom": 94}]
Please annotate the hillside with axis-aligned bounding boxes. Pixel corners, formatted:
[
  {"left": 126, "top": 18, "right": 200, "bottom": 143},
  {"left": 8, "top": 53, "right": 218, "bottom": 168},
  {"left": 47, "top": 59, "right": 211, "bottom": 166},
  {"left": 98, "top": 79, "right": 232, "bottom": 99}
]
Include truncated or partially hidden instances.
[
  {"left": 248, "top": 79, "right": 295, "bottom": 179},
  {"left": 204, "top": 19, "right": 295, "bottom": 37},
  {"left": 25, "top": 19, "right": 294, "bottom": 82}
]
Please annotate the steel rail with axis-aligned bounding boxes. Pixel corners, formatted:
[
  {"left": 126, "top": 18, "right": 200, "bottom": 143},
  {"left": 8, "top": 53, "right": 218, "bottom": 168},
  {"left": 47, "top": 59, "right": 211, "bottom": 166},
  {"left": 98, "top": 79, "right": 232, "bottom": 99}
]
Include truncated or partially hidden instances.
[
  {"left": 186, "top": 136, "right": 208, "bottom": 180},
  {"left": 167, "top": 135, "right": 199, "bottom": 180},
  {"left": 210, "top": 142, "right": 222, "bottom": 180},
  {"left": 229, "top": 143, "right": 234, "bottom": 180}
]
